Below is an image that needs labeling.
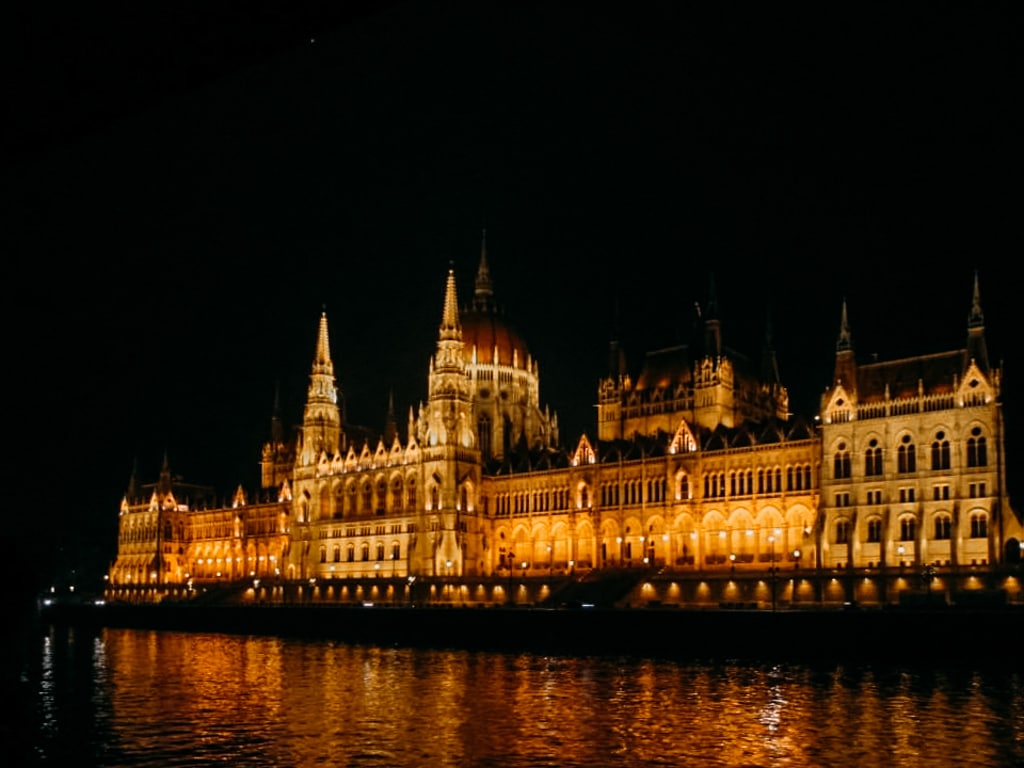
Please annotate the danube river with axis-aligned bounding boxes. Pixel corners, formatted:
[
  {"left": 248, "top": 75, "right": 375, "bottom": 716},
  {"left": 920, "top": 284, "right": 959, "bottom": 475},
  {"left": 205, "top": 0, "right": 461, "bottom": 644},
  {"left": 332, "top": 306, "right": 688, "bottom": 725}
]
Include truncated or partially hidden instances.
[{"left": 7, "top": 617, "right": 1023, "bottom": 767}]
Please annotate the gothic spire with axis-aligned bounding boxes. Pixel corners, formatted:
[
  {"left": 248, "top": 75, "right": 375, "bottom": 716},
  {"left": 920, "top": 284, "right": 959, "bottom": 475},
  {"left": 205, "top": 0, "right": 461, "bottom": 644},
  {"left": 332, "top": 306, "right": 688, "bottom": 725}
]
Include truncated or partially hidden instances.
[
  {"left": 384, "top": 389, "right": 397, "bottom": 446},
  {"left": 968, "top": 269, "right": 984, "bottom": 329},
  {"left": 158, "top": 450, "right": 172, "bottom": 493},
  {"left": 313, "top": 308, "right": 334, "bottom": 377},
  {"left": 966, "top": 270, "right": 990, "bottom": 372},
  {"left": 301, "top": 310, "right": 342, "bottom": 462},
  {"left": 832, "top": 298, "right": 857, "bottom": 393},
  {"left": 836, "top": 298, "right": 852, "bottom": 352},
  {"left": 761, "top": 307, "right": 781, "bottom": 386},
  {"left": 473, "top": 228, "right": 494, "bottom": 312},
  {"left": 439, "top": 265, "right": 462, "bottom": 343},
  {"left": 703, "top": 272, "right": 722, "bottom": 358},
  {"left": 271, "top": 380, "right": 283, "bottom": 444}
]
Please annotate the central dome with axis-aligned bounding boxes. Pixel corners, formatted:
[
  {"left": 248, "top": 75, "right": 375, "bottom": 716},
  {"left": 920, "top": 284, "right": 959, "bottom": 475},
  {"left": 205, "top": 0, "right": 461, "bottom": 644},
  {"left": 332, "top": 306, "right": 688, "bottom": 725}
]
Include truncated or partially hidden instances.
[{"left": 460, "top": 309, "right": 529, "bottom": 367}]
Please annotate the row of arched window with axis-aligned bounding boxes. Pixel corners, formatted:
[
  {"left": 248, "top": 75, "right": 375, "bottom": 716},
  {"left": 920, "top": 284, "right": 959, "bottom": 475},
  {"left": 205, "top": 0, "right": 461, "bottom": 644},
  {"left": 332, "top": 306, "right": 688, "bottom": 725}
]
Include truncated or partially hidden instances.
[
  {"left": 599, "top": 478, "right": 669, "bottom": 507},
  {"left": 834, "top": 512, "right": 988, "bottom": 544},
  {"left": 834, "top": 428, "right": 989, "bottom": 479},
  {"left": 493, "top": 488, "right": 571, "bottom": 516},
  {"left": 319, "top": 541, "right": 403, "bottom": 563},
  {"left": 317, "top": 476, "right": 419, "bottom": 518},
  {"left": 703, "top": 465, "right": 813, "bottom": 499}
]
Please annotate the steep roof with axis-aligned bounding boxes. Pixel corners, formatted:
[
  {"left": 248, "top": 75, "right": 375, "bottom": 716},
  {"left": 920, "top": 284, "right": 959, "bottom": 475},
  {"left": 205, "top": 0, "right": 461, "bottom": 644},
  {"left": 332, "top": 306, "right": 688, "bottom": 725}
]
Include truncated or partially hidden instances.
[{"left": 854, "top": 350, "right": 966, "bottom": 402}]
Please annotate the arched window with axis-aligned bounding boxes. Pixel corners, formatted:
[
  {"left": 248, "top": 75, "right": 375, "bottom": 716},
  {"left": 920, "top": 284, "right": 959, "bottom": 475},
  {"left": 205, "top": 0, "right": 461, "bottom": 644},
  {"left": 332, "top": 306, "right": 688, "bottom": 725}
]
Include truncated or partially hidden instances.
[
  {"left": 967, "top": 427, "right": 988, "bottom": 467},
  {"left": 319, "top": 546, "right": 327, "bottom": 563},
  {"left": 361, "top": 543, "right": 370, "bottom": 561},
  {"left": 319, "top": 485, "right": 331, "bottom": 518},
  {"left": 835, "top": 443, "right": 851, "bottom": 479},
  {"left": 931, "top": 432, "right": 951, "bottom": 470},
  {"left": 376, "top": 479, "right": 387, "bottom": 515},
  {"left": 867, "top": 519, "right": 882, "bottom": 543},
  {"left": 391, "top": 478, "right": 403, "bottom": 514},
  {"left": 376, "top": 542, "right": 385, "bottom": 561},
  {"left": 677, "top": 473, "right": 690, "bottom": 500},
  {"left": 477, "top": 413, "right": 492, "bottom": 458},
  {"left": 865, "top": 439, "right": 883, "bottom": 476},
  {"left": 970, "top": 512, "right": 988, "bottom": 538},
  {"left": 391, "top": 542, "right": 401, "bottom": 560},
  {"left": 332, "top": 544, "right": 341, "bottom": 562},
  {"left": 362, "top": 482, "right": 373, "bottom": 513},
  {"left": 346, "top": 544, "right": 355, "bottom": 562},
  {"left": 406, "top": 478, "right": 417, "bottom": 511},
  {"left": 897, "top": 435, "right": 916, "bottom": 473},
  {"left": 934, "top": 515, "right": 951, "bottom": 540},
  {"left": 899, "top": 517, "right": 916, "bottom": 542},
  {"left": 835, "top": 520, "right": 850, "bottom": 544}
]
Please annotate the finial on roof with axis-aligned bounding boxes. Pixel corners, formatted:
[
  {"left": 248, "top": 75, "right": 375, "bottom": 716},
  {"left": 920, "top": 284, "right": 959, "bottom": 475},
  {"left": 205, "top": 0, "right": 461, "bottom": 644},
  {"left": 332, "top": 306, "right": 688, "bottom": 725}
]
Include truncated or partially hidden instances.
[
  {"left": 836, "top": 298, "right": 853, "bottom": 352},
  {"left": 968, "top": 269, "right": 984, "bottom": 329}
]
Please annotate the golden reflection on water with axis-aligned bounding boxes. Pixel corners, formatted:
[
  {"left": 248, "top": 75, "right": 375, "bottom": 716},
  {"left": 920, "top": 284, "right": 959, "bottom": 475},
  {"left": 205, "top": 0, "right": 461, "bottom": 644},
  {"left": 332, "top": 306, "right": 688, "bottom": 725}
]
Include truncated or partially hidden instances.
[{"left": 50, "top": 628, "right": 1022, "bottom": 767}]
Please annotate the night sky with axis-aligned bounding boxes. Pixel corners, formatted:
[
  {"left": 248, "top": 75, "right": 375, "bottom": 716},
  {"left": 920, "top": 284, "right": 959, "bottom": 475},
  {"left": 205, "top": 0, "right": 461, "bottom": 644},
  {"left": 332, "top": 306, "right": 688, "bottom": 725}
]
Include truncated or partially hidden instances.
[{"left": 6, "top": 2, "right": 1021, "bottom": 590}]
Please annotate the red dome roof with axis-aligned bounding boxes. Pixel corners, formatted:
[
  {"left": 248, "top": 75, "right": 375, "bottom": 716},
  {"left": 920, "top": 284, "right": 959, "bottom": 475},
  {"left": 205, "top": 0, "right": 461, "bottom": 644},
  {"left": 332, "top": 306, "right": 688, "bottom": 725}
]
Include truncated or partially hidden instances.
[{"left": 460, "top": 310, "right": 529, "bottom": 367}]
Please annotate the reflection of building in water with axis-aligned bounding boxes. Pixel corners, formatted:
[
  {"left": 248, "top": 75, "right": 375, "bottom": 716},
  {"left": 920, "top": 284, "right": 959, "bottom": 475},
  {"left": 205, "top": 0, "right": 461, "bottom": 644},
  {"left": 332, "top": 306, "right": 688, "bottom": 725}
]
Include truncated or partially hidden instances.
[{"left": 107, "top": 235, "right": 1022, "bottom": 607}]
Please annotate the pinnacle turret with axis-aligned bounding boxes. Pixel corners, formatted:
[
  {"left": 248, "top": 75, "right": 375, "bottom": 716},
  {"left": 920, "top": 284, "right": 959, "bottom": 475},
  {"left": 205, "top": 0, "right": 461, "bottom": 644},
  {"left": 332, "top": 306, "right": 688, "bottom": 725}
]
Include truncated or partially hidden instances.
[
  {"left": 439, "top": 266, "right": 462, "bottom": 343},
  {"left": 472, "top": 229, "right": 494, "bottom": 312},
  {"left": 966, "top": 270, "right": 990, "bottom": 372},
  {"left": 836, "top": 298, "right": 852, "bottom": 352}
]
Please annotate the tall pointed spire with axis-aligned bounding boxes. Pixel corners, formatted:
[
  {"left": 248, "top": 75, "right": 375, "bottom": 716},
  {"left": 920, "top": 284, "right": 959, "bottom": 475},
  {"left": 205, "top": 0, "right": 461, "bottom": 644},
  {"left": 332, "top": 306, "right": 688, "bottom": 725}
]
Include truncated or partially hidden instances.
[
  {"left": 966, "top": 270, "right": 990, "bottom": 372},
  {"left": 271, "top": 380, "right": 284, "bottom": 444},
  {"left": 158, "top": 450, "right": 172, "bottom": 493},
  {"left": 300, "top": 309, "right": 342, "bottom": 463},
  {"left": 832, "top": 298, "right": 857, "bottom": 393},
  {"left": 761, "top": 306, "right": 781, "bottom": 386},
  {"left": 384, "top": 389, "right": 398, "bottom": 446},
  {"left": 702, "top": 272, "right": 722, "bottom": 359},
  {"left": 968, "top": 269, "right": 984, "bottom": 329},
  {"left": 313, "top": 308, "right": 334, "bottom": 377},
  {"left": 439, "top": 265, "right": 462, "bottom": 343},
  {"left": 472, "top": 228, "right": 494, "bottom": 312},
  {"left": 836, "top": 298, "right": 852, "bottom": 352}
]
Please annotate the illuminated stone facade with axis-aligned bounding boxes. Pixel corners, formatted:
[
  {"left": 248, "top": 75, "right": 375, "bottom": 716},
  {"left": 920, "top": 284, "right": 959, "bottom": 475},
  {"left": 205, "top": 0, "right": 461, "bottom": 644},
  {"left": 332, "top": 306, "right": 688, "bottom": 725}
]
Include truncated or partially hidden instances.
[{"left": 107, "top": 243, "right": 1022, "bottom": 607}]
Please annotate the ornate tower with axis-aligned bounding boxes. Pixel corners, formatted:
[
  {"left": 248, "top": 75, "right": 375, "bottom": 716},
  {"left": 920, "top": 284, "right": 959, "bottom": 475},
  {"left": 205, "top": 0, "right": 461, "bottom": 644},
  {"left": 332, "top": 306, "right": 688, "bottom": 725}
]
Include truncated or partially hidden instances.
[
  {"left": 285, "top": 310, "right": 343, "bottom": 537},
  {"left": 414, "top": 268, "right": 482, "bottom": 576},
  {"left": 299, "top": 311, "right": 342, "bottom": 466}
]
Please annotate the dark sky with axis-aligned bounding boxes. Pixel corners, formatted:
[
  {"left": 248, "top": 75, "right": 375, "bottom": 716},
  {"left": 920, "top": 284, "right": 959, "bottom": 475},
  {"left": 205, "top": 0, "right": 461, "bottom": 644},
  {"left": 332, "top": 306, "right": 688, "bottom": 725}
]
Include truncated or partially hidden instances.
[{"left": 6, "top": 2, "right": 1021, "bottom": 587}]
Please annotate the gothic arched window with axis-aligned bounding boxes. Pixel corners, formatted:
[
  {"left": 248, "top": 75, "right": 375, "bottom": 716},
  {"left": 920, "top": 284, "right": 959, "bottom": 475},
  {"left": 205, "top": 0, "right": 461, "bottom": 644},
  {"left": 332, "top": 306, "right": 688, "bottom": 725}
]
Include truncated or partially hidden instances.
[
  {"left": 897, "top": 435, "right": 916, "bottom": 473},
  {"left": 834, "top": 443, "right": 851, "bottom": 479},
  {"left": 865, "top": 439, "right": 883, "bottom": 476},
  {"left": 931, "top": 431, "right": 950, "bottom": 470},
  {"left": 967, "top": 427, "right": 988, "bottom": 467}
]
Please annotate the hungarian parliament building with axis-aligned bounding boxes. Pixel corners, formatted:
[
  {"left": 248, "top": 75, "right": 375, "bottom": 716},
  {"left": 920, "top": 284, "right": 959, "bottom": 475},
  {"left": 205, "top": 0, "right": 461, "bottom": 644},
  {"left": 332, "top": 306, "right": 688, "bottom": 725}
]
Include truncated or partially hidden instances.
[{"left": 107, "top": 239, "right": 1022, "bottom": 608}]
